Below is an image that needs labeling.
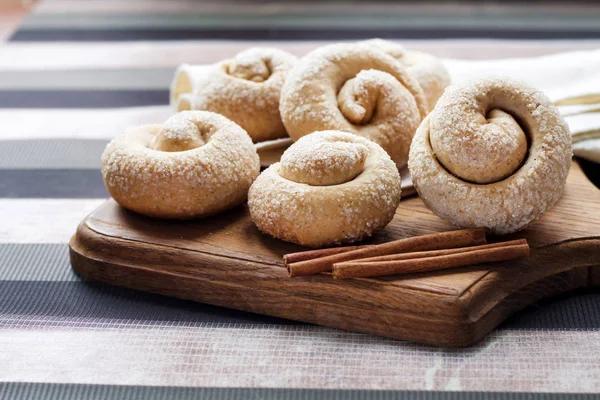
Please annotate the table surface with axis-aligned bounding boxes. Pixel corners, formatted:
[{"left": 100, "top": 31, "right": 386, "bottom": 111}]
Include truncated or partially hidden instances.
[{"left": 1, "top": 1, "right": 600, "bottom": 399}]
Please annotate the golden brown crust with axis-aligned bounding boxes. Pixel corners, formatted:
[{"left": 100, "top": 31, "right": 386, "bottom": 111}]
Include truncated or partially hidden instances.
[
  {"left": 101, "top": 111, "right": 260, "bottom": 219},
  {"left": 408, "top": 76, "right": 572, "bottom": 235},
  {"left": 171, "top": 48, "right": 298, "bottom": 143},
  {"left": 248, "top": 131, "right": 402, "bottom": 247},
  {"left": 279, "top": 43, "right": 428, "bottom": 168}
]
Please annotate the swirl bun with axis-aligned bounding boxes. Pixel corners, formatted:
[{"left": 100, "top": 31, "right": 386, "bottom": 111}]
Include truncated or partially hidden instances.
[
  {"left": 248, "top": 131, "right": 401, "bottom": 247},
  {"left": 359, "top": 39, "right": 451, "bottom": 110},
  {"left": 280, "top": 43, "right": 428, "bottom": 168},
  {"left": 172, "top": 48, "right": 298, "bottom": 143},
  {"left": 408, "top": 77, "right": 572, "bottom": 235},
  {"left": 102, "top": 111, "right": 260, "bottom": 219}
]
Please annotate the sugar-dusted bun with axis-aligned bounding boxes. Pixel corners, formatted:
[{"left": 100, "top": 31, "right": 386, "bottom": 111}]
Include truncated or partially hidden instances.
[
  {"left": 171, "top": 48, "right": 298, "bottom": 143},
  {"left": 359, "top": 39, "right": 451, "bottom": 110},
  {"left": 280, "top": 43, "right": 428, "bottom": 168},
  {"left": 102, "top": 111, "right": 260, "bottom": 219},
  {"left": 408, "top": 76, "right": 572, "bottom": 235},
  {"left": 248, "top": 131, "right": 401, "bottom": 247}
]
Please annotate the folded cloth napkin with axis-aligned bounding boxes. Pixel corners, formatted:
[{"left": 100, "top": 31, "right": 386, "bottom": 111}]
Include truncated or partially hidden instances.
[
  {"left": 445, "top": 50, "right": 600, "bottom": 163},
  {"left": 566, "top": 113, "right": 600, "bottom": 163}
]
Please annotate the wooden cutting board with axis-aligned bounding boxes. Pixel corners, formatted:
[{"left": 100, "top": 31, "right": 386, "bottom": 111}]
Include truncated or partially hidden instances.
[{"left": 70, "top": 161, "right": 600, "bottom": 347}]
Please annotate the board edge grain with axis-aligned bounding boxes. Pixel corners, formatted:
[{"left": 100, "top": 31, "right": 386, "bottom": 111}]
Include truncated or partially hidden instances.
[{"left": 70, "top": 216, "right": 600, "bottom": 347}]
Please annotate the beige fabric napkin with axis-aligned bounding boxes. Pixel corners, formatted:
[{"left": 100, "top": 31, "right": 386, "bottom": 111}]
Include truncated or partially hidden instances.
[{"left": 444, "top": 50, "right": 600, "bottom": 163}]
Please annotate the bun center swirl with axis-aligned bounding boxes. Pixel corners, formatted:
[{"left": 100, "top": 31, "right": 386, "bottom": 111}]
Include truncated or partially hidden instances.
[
  {"left": 279, "top": 44, "right": 429, "bottom": 168},
  {"left": 279, "top": 132, "right": 368, "bottom": 186},
  {"left": 429, "top": 84, "right": 530, "bottom": 184},
  {"left": 337, "top": 70, "right": 383, "bottom": 125},
  {"left": 148, "top": 112, "right": 209, "bottom": 152},
  {"left": 226, "top": 51, "right": 271, "bottom": 82},
  {"left": 408, "top": 76, "right": 572, "bottom": 235}
]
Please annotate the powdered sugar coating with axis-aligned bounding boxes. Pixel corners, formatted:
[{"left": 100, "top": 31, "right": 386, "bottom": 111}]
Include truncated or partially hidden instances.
[
  {"left": 280, "top": 131, "right": 368, "bottom": 185},
  {"left": 178, "top": 48, "right": 298, "bottom": 143},
  {"left": 248, "top": 131, "right": 402, "bottom": 247},
  {"left": 102, "top": 111, "right": 260, "bottom": 219},
  {"left": 408, "top": 76, "right": 572, "bottom": 235},
  {"left": 359, "top": 39, "right": 451, "bottom": 110},
  {"left": 279, "top": 43, "right": 428, "bottom": 168},
  {"left": 432, "top": 101, "right": 528, "bottom": 184}
]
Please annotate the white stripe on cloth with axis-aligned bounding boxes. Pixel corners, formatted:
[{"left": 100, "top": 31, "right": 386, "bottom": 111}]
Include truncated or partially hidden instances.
[
  {"left": 566, "top": 112, "right": 600, "bottom": 142},
  {"left": 0, "top": 68, "right": 173, "bottom": 90},
  {"left": 2, "top": 41, "right": 600, "bottom": 71},
  {"left": 575, "top": 139, "right": 600, "bottom": 163},
  {"left": 0, "top": 199, "right": 105, "bottom": 243},
  {"left": 0, "top": 106, "right": 171, "bottom": 140},
  {"left": 565, "top": 112, "right": 600, "bottom": 163},
  {"left": 0, "top": 106, "right": 589, "bottom": 148},
  {"left": 0, "top": 317, "right": 599, "bottom": 392},
  {"left": 559, "top": 104, "right": 600, "bottom": 117}
]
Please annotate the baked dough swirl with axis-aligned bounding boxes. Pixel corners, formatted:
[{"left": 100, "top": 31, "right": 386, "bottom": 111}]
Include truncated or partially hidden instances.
[
  {"left": 172, "top": 48, "right": 298, "bottom": 143},
  {"left": 102, "top": 111, "right": 260, "bottom": 219},
  {"left": 359, "top": 39, "right": 451, "bottom": 110},
  {"left": 248, "top": 130, "right": 402, "bottom": 247},
  {"left": 408, "top": 77, "right": 572, "bottom": 235},
  {"left": 279, "top": 43, "right": 429, "bottom": 168}
]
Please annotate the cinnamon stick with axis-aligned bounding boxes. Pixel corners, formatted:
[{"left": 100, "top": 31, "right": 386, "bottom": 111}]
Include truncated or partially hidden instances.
[
  {"left": 283, "top": 244, "right": 373, "bottom": 266},
  {"left": 287, "top": 228, "right": 486, "bottom": 277},
  {"left": 353, "top": 239, "right": 527, "bottom": 263},
  {"left": 333, "top": 240, "right": 530, "bottom": 279}
]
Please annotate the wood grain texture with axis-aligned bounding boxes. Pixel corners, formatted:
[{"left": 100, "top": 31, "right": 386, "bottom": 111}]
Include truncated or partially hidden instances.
[{"left": 70, "top": 162, "right": 600, "bottom": 347}]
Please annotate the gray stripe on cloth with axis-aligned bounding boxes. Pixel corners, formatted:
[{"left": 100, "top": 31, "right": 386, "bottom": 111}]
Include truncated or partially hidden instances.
[
  {"left": 0, "top": 69, "right": 173, "bottom": 90},
  {"left": 0, "top": 243, "right": 599, "bottom": 330},
  {"left": 0, "top": 243, "right": 296, "bottom": 325},
  {"left": 0, "top": 280, "right": 296, "bottom": 325},
  {"left": 0, "top": 90, "right": 169, "bottom": 108},
  {"left": 19, "top": 12, "right": 600, "bottom": 31},
  {"left": 0, "top": 169, "right": 107, "bottom": 198},
  {"left": 0, "top": 243, "right": 77, "bottom": 281},
  {"left": 10, "top": 28, "right": 600, "bottom": 42},
  {"left": 1, "top": 383, "right": 600, "bottom": 400},
  {"left": 0, "top": 280, "right": 298, "bottom": 326},
  {"left": 0, "top": 140, "right": 107, "bottom": 169}
]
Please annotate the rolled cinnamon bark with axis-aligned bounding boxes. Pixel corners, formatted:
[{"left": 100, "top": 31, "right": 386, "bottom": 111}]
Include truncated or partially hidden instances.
[
  {"left": 287, "top": 228, "right": 486, "bottom": 277},
  {"left": 353, "top": 239, "right": 526, "bottom": 263},
  {"left": 333, "top": 240, "right": 530, "bottom": 279},
  {"left": 284, "top": 245, "right": 373, "bottom": 266}
]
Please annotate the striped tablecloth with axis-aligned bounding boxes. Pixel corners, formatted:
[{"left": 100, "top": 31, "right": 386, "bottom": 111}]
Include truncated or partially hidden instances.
[{"left": 1, "top": 1, "right": 600, "bottom": 398}]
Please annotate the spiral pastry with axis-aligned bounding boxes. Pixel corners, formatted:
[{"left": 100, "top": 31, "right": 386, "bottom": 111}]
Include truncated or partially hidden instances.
[
  {"left": 408, "top": 77, "right": 572, "bottom": 235},
  {"left": 279, "top": 43, "right": 429, "bottom": 168},
  {"left": 102, "top": 111, "right": 260, "bottom": 219},
  {"left": 171, "top": 48, "right": 298, "bottom": 143},
  {"left": 359, "top": 39, "right": 451, "bottom": 110},
  {"left": 248, "top": 131, "right": 401, "bottom": 247}
]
